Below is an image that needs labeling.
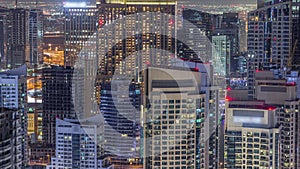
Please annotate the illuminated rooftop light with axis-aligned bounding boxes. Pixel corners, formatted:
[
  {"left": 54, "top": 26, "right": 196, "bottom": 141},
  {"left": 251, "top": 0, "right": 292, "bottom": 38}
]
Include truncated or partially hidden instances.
[
  {"left": 267, "top": 107, "right": 276, "bottom": 111},
  {"left": 225, "top": 96, "right": 232, "bottom": 101},
  {"left": 194, "top": 66, "right": 199, "bottom": 71},
  {"left": 63, "top": 2, "right": 87, "bottom": 8}
]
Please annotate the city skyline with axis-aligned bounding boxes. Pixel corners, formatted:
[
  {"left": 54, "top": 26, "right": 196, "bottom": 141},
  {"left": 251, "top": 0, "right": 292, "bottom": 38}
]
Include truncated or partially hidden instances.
[{"left": 0, "top": 0, "right": 300, "bottom": 168}]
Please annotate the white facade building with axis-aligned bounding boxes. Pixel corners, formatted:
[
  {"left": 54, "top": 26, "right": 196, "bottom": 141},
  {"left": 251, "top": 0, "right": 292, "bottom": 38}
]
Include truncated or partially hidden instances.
[
  {"left": 0, "top": 74, "right": 18, "bottom": 108},
  {"left": 224, "top": 100, "right": 280, "bottom": 169},
  {"left": 47, "top": 118, "right": 100, "bottom": 169}
]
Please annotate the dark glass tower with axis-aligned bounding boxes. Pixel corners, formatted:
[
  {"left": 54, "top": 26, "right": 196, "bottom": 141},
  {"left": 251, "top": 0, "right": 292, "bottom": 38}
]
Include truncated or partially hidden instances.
[
  {"left": 7, "top": 8, "right": 29, "bottom": 69},
  {"left": 42, "top": 66, "right": 78, "bottom": 145},
  {"left": 99, "top": 79, "right": 141, "bottom": 165}
]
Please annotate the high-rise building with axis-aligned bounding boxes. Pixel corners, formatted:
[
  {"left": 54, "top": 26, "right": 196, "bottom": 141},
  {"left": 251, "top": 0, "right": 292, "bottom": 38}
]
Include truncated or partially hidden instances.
[
  {"left": 97, "top": 0, "right": 176, "bottom": 80},
  {"left": 28, "top": 9, "right": 43, "bottom": 66},
  {"left": 143, "top": 65, "right": 220, "bottom": 168},
  {"left": 224, "top": 95, "right": 280, "bottom": 169},
  {"left": 63, "top": 4, "right": 99, "bottom": 120},
  {"left": 177, "top": 8, "right": 217, "bottom": 61},
  {"left": 212, "top": 35, "right": 231, "bottom": 76},
  {"left": 253, "top": 71, "right": 300, "bottom": 169},
  {"left": 238, "top": 11, "right": 248, "bottom": 53},
  {"left": 46, "top": 118, "right": 99, "bottom": 169},
  {"left": 95, "top": 0, "right": 176, "bottom": 166},
  {"left": 7, "top": 8, "right": 29, "bottom": 69},
  {"left": 0, "top": 108, "right": 17, "bottom": 169},
  {"left": 0, "top": 65, "right": 28, "bottom": 169},
  {"left": 27, "top": 103, "right": 43, "bottom": 142},
  {"left": 0, "top": 7, "right": 9, "bottom": 69},
  {"left": 248, "top": 0, "right": 300, "bottom": 72},
  {"left": 229, "top": 52, "right": 248, "bottom": 78},
  {"left": 99, "top": 79, "right": 142, "bottom": 164},
  {"left": 46, "top": 117, "right": 142, "bottom": 169},
  {"left": 41, "top": 66, "right": 79, "bottom": 145},
  {"left": 63, "top": 3, "right": 98, "bottom": 67},
  {"left": 226, "top": 70, "right": 300, "bottom": 169},
  {"left": 214, "top": 13, "right": 239, "bottom": 57},
  {"left": 1, "top": 7, "right": 43, "bottom": 69}
]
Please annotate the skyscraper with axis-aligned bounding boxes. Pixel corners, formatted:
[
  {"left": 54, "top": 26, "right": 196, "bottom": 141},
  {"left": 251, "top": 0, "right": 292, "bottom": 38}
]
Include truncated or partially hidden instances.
[
  {"left": 254, "top": 71, "right": 300, "bottom": 169},
  {"left": 177, "top": 8, "right": 218, "bottom": 61},
  {"left": 212, "top": 35, "right": 231, "bottom": 76},
  {"left": 0, "top": 7, "right": 9, "bottom": 68},
  {"left": 1, "top": 7, "right": 44, "bottom": 69},
  {"left": 214, "top": 13, "right": 239, "bottom": 56},
  {"left": 7, "top": 8, "right": 29, "bottom": 69},
  {"left": 28, "top": 9, "right": 43, "bottom": 66},
  {"left": 226, "top": 70, "right": 300, "bottom": 169},
  {"left": 0, "top": 65, "right": 28, "bottom": 169},
  {"left": 143, "top": 64, "right": 220, "bottom": 168},
  {"left": 97, "top": 0, "right": 176, "bottom": 80},
  {"left": 63, "top": 3, "right": 98, "bottom": 67},
  {"left": 248, "top": 0, "right": 300, "bottom": 72},
  {"left": 95, "top": 0, "right": 176, "bottom": 165},
  {"left": 63, "top": 3, "right": 99, "bottom": 120},
  {"left": 99, "top": 79, "right": 141, "bottom": 163},
  {"left": 41, "top": 66, "right": 78, "bottom": 145},
  {"left": 224, "top": 96, "right": 280, "bottom": 169}
]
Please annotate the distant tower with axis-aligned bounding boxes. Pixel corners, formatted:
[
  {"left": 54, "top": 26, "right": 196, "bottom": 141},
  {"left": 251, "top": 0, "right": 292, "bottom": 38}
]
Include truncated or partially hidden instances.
[
  {"left": 247, "top": 0, "right": 300, "bottom": 71},
  {"left": 212, "top": 35, "right": 231, "bottom": 76},
  {"left": 0, "top": 7, "right": 9, "bottom": 68},
  {"left": 7, "top": 8, "right": 29, "bottom": 69},
  {"left": 28, "top": 8, "right": 43, "bottom": 66},
  {"left": 63, "top": 3, "right": 98, "bottom": 67}
]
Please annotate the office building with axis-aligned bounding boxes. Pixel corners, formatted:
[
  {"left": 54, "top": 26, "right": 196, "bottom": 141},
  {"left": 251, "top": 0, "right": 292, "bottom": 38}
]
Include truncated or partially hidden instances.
[
  {"left": 27, "top": 103, "right": 43, "bottom": 142},
  {"left": 248, "top": 0, "right": 300, "bottom": 71},
  {"left": 41, "top": 66, "right": 79, "bottom": 145},
  {"left": 1, "top": 7, "right": 43, "bottom": 68},
  {"left": 27, "top": 108, "right": 37, "bottom": 138},
  {"left": 95, "top": 0, "right": 176, "bottom": 166},
  {"left": 178, "top": 8, "right": 218, "bottom": 61},
  {"left": 97, "top": 0, "right": 176, "bottom": 80},
  {"left": 7, "top": 8, "right": 29, "bottom": 69},
  {"left": 212, "top": 35, "right": 231, "bottom": 76},
  {"left": 143, "top": 65, "right": 220, "bottom": 168},
  {"left": 63, "top": 3, "right": 99, "bottom": 120},
  {"left": 46, "top": 118, "right": 99, "bottom": 169},
  {"left": 28, "top": 143, "right": 55, "bottom": 166},
  {"left": 99, "top": 79, "right": 142, "bottom": 164},
  {"left": 214, "top": 13, "right": 239, "bottom": 57},
  {"left": 0, "top": 65, "right": 28, "bottom": 169},
  {"left": 28, "top": 9, "right": 43, "bottom": 66},
  {"left": 238, "top": 11, "right": 248, "bottom": 53},
  {"left": 63, "top": 3, "right": 98, "bottom": 67},
  {"left": 0, "top": 109, "right": 17, "bottom": 169}
]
